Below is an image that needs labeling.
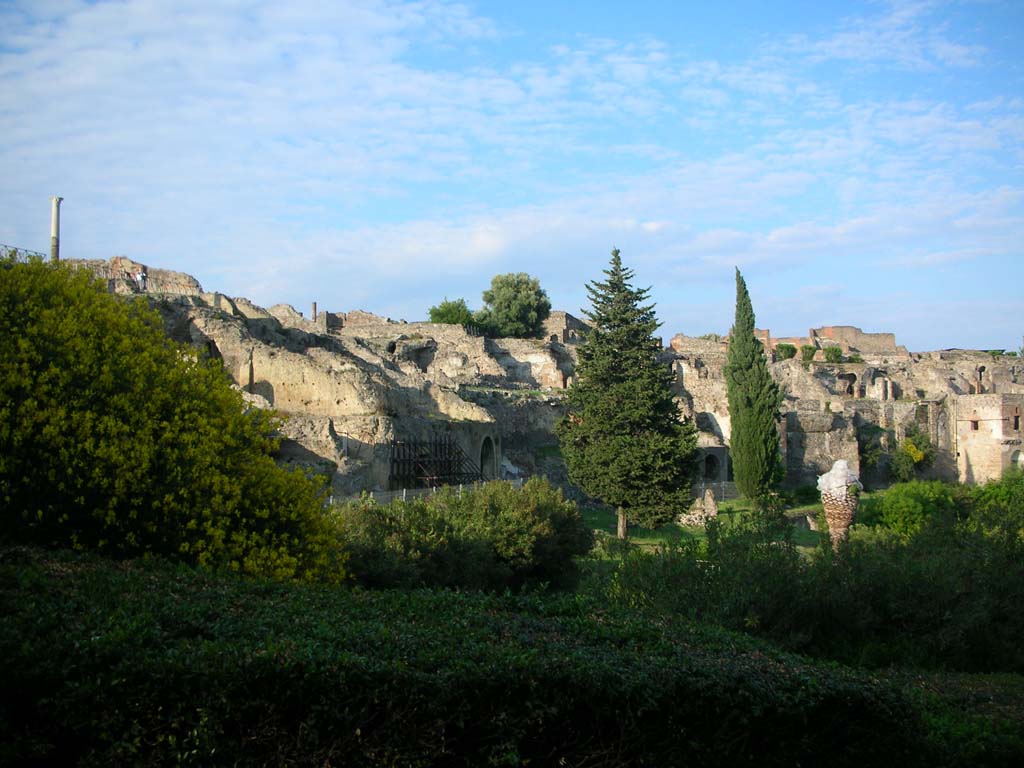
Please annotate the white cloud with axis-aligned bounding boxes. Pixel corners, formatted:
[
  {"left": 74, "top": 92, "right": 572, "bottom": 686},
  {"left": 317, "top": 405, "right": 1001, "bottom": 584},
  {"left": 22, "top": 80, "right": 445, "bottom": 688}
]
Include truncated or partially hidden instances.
[
  {"left": 0, "top": 0, "right": 1021, "bottom": 352},
  {"left": 768, "top": 0, "right": 986, "bottom": 70}
]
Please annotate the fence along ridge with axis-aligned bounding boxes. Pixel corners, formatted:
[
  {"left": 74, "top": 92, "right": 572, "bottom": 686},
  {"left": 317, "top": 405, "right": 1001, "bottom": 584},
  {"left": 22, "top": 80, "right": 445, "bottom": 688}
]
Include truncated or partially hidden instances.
[
  {"left": 2, "top": 244, "right": 48, "bottom": 262},
  {"left": 335, "top": 477, "right": 524, "bottom": 506}
]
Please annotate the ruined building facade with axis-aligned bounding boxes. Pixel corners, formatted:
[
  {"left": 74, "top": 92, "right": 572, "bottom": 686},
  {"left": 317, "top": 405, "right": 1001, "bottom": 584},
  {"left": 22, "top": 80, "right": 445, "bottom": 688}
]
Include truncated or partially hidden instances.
[{"left": 76, "top": 257, "right": 1024, "bottom": 496}]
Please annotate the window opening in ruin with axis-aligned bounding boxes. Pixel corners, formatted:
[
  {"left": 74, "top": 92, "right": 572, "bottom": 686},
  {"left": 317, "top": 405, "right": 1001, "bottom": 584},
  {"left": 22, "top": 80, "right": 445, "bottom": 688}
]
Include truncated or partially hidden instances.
[
  {"left": 970, "top": 420, "right": 979, "bottom": 431},
  {"left": 703, "top": 454, "right": 720, "bottom": 480},
  {"left": 838, "top": 372, "right": 857, "bottom": 396},
  {"left": 1015, "top": 415, "right": 1021, "bottom": 431}
]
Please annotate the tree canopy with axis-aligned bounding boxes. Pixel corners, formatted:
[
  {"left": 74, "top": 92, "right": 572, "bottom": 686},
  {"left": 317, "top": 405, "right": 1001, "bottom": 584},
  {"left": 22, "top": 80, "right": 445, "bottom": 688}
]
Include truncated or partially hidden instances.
[
  {"left": 723, "top": 268, "right": 784, "bottom": 499},
  {"left": 475, "top": 272, "right": 551, "bottom": 338},
  {"left": 0, "top": 257, "right": 344, "bottom": 582},
  {"left": 557, "top": 249, "right": 698, "bottom": 537},
  {"left": 428, "top": 297, "right": 474, "bottom": 326}
]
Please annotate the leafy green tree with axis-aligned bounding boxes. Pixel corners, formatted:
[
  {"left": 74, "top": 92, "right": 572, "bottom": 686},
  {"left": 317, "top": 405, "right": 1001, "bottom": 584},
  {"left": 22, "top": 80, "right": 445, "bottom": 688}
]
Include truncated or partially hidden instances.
[
  {"left": 824, "top": 346, "right": 843, "bottom": 364},
  {"left": 0, "top": 257, "right": 344, "bottom": 582},
  {"left": 800, "top": 345, "right": 817, "bottom": 363},
  {"left": 428, "top": 297, "right": 474, "bottom": 326},
  {"left": 724, "top": 269, "right": 784, "bottom": 499},
  {"left": 474, "top": 272, "right": 551, "bottom": 338},
  {"left": 557, "top": 249, "right": 699, "bottom": 539}
]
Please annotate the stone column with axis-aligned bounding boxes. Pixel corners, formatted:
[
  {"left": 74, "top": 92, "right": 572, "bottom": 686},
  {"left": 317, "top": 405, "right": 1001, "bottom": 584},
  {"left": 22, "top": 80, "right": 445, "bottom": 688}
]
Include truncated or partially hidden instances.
[{"left": 49, "top": 196, "right": 63, "bottom": 262}]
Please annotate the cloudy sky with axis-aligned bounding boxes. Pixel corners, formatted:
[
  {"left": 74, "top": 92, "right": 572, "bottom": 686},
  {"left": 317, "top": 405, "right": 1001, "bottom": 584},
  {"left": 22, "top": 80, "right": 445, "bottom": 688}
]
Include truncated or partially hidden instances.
[{"left": 2, "top": 0, "right": 1022, "bottom": 351}]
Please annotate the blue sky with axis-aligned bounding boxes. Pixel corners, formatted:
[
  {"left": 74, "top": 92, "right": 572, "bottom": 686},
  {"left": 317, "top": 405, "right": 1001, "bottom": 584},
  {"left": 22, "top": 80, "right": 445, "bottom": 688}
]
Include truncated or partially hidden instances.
[{"left": 1, "top": 0, "right": 1022, "bottom": 351}]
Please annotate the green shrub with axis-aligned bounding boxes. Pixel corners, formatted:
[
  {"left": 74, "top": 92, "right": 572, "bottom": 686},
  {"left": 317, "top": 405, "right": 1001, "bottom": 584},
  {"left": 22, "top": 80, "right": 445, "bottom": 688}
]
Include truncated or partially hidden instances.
[
  {"left": 858, "top": 481, "right": 957, "bottom": 537},
  {"left": 0, "top": 257, "right": 343, "bottom": 583},
  {"left": 824, "top": 346, "right": 843, "bottom": 363},
  {"left": 800, "top": 344, "right": 817, "bottom": 363},
  {"left": 590, "top": 492, "right": 1024, "bottom": 674},
  {"left": 338, "top": 478, "right": 593, "bottom": 590},
  {"left": 964, "top": 468, "right": 1024, "bottom": 542},
  {"left": 775, "top": 343, "right": 797, "bottom": 360},
  {"left": 889, "top": 425, "right": 937, "bottom": 482},
  {"left": 785, "top": 484, "right": 821, "bottom": 506}
]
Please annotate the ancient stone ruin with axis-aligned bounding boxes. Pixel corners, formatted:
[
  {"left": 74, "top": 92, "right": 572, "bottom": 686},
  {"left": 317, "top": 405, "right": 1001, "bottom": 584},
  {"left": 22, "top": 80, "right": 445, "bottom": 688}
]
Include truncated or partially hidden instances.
[{"left": 72, "top": 257, "right": 1024, "bottom": 502}]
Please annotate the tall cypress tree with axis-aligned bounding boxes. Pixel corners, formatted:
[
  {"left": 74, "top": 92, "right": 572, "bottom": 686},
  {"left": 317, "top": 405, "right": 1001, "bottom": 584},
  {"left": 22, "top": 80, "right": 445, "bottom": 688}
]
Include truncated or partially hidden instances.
[
  {"left": 557, "top": 249, "right": 699, "bottom": 539},
  {"left": 724, "top": 268, "right": 784, "bottom": 499}
]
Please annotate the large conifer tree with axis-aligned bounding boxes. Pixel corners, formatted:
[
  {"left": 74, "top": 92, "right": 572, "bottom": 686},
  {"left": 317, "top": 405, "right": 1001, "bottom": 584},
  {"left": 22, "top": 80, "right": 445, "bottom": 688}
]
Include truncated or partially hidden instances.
[
  {"left": 557, "top": 249, "right": 699, "bottom": 538},
  {"left": 724, "top": 268, "right": 784, "bottom": 499}
]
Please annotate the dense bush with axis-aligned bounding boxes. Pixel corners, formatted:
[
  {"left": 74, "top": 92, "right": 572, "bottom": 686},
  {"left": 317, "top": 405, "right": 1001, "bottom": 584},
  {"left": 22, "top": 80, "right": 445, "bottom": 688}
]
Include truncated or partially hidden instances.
[
  {"left": 337, "top": 478, "right": 593, "bottom": 590},
  {"left": 824, "top": 346, "right": 843, "bottom": 363},
  {"left": 800, "top": 344, "right": 817, "bottom": 362},
  {"left": 774, "top": 342, "right": 797, "bottom": 360},
  {"left": 964, "top": 468, "right": 1024, "bottom": 541},
  {"left": 1, "top": 546, "right": 940, "bottom": 767},
  {"left": 591, "top": 495, "right": 1024, "bottom": 673},
  {"left": 0, "top": 257, "right": 343, "bottom": 583},
  {"left": 857, "top": 480, "right": 959, "bottom": 537},
  {"left": 889, "top": 425, "right": 937, "bottom": 482}
]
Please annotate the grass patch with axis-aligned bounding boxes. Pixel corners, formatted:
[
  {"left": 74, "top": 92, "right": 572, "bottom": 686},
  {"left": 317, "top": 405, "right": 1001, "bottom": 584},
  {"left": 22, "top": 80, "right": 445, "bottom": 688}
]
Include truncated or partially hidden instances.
[
  {"left": 582, "top": 501, "right": 826, "bottom": 549},
  {"left": 533, "top": 444, "right": 563, "bottom": 460},
  {"left": 580, "top": 505, "right": 695, "bottom": 548}
]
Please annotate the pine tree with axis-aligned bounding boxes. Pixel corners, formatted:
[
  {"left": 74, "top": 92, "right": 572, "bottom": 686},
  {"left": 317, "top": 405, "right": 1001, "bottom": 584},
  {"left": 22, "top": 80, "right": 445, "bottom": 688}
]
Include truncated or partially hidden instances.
[
  {"left": 557, "top": 249, "right": 699, "bottom": 539},
  {"left": 724, "top": 268, "right": 784, "bottom": 499}
]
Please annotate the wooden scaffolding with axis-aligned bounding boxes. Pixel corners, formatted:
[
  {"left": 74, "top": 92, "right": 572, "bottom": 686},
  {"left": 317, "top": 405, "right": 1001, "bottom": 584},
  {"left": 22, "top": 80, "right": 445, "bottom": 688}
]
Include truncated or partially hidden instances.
[{"left": 388, "top": 434, "right": 483, "bottom": 489}]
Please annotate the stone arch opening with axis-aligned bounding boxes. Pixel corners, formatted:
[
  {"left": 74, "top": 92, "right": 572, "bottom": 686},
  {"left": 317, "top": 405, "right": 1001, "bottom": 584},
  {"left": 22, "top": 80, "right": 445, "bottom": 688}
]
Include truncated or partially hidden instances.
[
  {"left": 837, "top": 372, "right": 857, "bottom": 396},
  {"left": 204, "top": 340, "right": 222, "bottom": 362},
  {"left": 1013, "top": 450, "right": 1024, "bottom": 471},
  {"left": 480, "top": 436, "right": 496, "bottom": 480},
  {"left": 703, "top": 454, "right": 720, "bottom": 480}
]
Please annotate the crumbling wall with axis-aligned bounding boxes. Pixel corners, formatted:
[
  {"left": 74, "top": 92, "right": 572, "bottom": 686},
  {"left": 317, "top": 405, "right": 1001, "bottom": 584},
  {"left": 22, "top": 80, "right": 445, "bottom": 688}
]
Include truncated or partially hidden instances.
[
  {"left": 810, "top": 325, "right": 904, "bottom": 356},
  {"left": 783, "top": 405, "right": 859, "bottom": 488}
]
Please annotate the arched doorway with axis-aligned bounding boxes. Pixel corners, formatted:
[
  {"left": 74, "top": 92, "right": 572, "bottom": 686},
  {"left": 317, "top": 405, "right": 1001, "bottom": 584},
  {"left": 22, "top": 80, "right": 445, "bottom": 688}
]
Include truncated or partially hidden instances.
[
  {"left": 480, "top": 436, "right": 496, "bottom": 480},
  {"left": 838, "top": 372, "right": 857, "bottom": 397},
  {"left": 703, "top": 454, "right": 720, "bottom": 480}
]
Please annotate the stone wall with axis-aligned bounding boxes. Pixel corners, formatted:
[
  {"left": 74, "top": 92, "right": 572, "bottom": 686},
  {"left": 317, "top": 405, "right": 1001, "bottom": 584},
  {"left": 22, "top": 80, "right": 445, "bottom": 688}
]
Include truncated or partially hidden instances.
[
  {"left": 956, "top": 394, "right": 1024, "bottom": 484},
  {"left": 810, "top": 325, "right": 902, "bottom": 356},
  {"left": 543, "top": 311, "right": 590, "bottom": 344}
]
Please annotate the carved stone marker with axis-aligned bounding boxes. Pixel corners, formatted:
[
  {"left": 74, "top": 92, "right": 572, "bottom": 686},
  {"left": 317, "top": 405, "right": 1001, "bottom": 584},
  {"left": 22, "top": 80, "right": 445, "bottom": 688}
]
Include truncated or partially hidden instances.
[{"left": 817, "top": 459, "right": 862, "bottom": 550}]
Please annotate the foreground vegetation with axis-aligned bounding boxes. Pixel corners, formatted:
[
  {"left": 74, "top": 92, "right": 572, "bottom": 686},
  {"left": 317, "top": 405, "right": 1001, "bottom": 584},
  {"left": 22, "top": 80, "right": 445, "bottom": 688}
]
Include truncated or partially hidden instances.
[
  {"left": 1, "top": 257, "right": 344, "bottom": 583},
  {"left": 5, "top": 255, "right": 1024, "bottom": 765},
  {"left": 6, "top": 545, "right": 1022, "bottom": 767}
]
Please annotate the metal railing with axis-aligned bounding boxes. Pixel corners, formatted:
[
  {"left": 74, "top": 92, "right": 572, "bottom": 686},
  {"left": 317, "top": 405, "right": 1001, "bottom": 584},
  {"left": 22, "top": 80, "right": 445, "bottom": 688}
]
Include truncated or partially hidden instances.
[
  {"left": 691, "top": 480, "right": 740, "bottom": 501},
  {"left": 1, "top": 243, "right": 47, "bottom": 262},
  {"left": 333, "top": 477, "right": 524, "bottom": 507}
]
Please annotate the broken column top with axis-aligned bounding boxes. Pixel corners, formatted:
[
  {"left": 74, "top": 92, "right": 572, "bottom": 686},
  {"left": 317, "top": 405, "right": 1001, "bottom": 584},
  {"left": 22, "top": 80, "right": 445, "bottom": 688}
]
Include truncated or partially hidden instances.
[{"left": 816, "top": 459, "right": 862, "bottom": 501}]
